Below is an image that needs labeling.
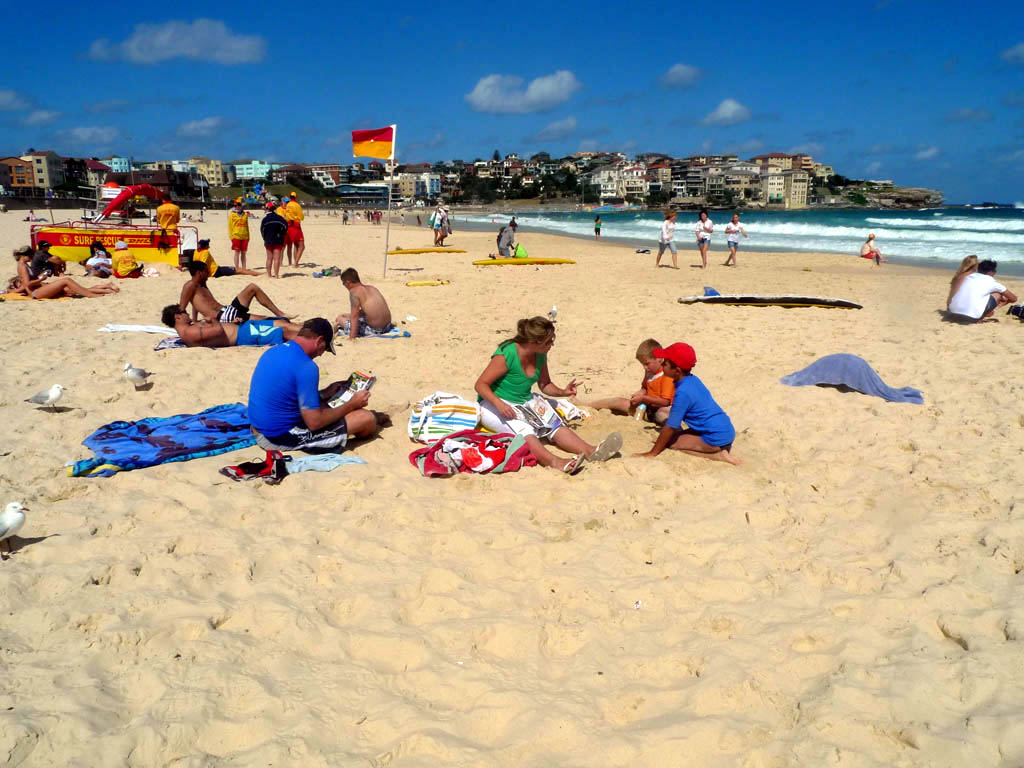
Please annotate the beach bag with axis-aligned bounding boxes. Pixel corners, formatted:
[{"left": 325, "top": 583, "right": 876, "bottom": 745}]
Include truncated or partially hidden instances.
[
  {"left": 514, "top": 243, "right": 529, "bottom": 259},
  {"left": 408, "top": 391, "right": 481, "bottom": 443}
]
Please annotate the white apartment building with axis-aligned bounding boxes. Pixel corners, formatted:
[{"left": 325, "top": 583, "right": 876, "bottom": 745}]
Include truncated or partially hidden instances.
[
  {"left": 782, "top": 169, "right": 809, "bottom": 209},
  {"left": 190, "top": 157, "right": 229, "bottom": 186},
  {"left": 762, "top": 171, "right": 785, "bottom": 205},
  {"left": 21, "top": 150, "right": 65, "bottom": 189}
]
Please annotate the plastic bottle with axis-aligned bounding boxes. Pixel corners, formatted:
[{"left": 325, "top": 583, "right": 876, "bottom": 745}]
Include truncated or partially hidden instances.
[{"left": 634, "top": 404, "right": 648, "bottom": 421}]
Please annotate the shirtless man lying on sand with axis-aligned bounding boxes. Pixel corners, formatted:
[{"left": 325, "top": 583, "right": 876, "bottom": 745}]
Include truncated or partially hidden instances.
[
  {"left": 161, "top": 305, "right": 301, "bottom": 348},
  {"left": 335, "top": 267, "right": 395, "bottom": 338},
  {"left": 179, "top": 260, "right": 291, "bottom": 323}
]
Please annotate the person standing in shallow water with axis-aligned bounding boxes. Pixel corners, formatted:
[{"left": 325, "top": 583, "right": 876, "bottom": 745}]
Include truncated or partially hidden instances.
[{"left": 594, "top": 215, "right": 601, "bottom": 238}]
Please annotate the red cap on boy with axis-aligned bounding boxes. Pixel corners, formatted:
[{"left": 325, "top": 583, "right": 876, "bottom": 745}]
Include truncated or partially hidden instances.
[{"left": 653, "top": 342, "right": 696, "bottom": 370}]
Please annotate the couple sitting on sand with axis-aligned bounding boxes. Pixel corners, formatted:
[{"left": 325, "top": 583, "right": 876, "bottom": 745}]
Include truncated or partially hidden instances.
[
  {"left": 946, "top": 256, "right": 1018, "bottom": 322},
  {"left": 161, "top": 259, "right": 297, "bottom": 347},
  {"left": 9, "top": 243, "right": 120, "bottom": 299},
  {"left": 474, "top": 316, "right": 739, "bottom": 473}
]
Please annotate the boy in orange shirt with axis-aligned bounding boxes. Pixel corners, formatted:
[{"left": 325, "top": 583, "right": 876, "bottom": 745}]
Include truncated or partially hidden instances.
[{"left": 585, "top": 338, "right": 674, "bottom": 424}]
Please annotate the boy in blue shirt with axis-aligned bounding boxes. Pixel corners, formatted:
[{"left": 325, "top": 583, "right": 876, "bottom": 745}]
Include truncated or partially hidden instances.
[{"left": 635, "top": 342, "right": 741, "bottom": 465}]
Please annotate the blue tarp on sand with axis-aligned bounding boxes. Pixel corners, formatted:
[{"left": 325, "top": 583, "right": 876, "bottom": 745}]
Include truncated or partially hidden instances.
[{"left": 68, "top": 403, "right": 256, "bottom": 477}]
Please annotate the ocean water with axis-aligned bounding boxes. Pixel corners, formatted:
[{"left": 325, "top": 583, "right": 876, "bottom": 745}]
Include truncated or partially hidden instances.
[{"left": 457, "top": 207, "right": 1024, "bottom": 272}]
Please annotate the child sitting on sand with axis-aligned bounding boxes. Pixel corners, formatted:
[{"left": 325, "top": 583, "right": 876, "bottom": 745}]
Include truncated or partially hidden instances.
[
  {"left": 585, "top": 338, "right": 674, "bottom": 424},
  {"left": 635, "top": 342, "right": 741, "bottom": 465}
]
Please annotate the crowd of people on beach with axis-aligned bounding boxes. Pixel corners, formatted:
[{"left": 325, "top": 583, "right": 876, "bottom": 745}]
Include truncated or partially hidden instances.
[{"left": 7, "top": 196, "right": 1021, "bottom": 475}]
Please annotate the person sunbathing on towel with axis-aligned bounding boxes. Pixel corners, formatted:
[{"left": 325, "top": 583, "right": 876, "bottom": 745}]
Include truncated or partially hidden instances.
[
  {"left": 178, "top": 260, "right": 291, "bottom": 323},
  {"left": 335, "top": 267, "right": 395, "bottom": 338},
  {"left": 161, "top": 305, "right": 300, "bottom": 348},
  {"left": 9, "top": 245, "right": 119, "bottom": 299}
]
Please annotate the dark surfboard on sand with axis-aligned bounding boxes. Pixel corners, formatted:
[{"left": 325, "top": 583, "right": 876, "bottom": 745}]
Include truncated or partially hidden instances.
[{"left": 678, "top": 295, "right": 862, "bottom": 309}]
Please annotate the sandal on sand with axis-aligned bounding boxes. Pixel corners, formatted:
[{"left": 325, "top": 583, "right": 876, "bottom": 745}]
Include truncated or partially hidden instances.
[
  {"left": 562, "top": 453, "right": 587, "bottom": 475},
  {"left": 590, "top": 432, "right": 623, "bottom": 462}
]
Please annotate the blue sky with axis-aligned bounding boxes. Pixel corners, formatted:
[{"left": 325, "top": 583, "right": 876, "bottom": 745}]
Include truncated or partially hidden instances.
[{"left": 3, "top": 0, "right": 1023, "bottom": 202}]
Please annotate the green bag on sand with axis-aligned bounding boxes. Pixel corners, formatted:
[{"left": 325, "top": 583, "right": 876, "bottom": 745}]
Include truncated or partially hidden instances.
[{"left": 514, "top": 243, "right": 529, "bottom": 259}]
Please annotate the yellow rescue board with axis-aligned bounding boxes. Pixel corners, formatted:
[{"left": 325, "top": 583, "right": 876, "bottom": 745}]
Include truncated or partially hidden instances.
[
  {"left": 473, "top": 258, "right": 576, "bottom": 266},
  {"left": 406, "top": 280, "right": 450, "bottom": 287},
  {"left": 388, "top": 248, "right": 468, "bottom": 254}
]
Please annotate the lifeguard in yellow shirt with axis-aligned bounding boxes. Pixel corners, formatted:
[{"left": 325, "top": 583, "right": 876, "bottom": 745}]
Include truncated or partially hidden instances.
[
  {"left": 155, "top": 196, "right": 181, "bottom": 250},
  {"left": 193, "top": 238, "right": 262, "bottom": 277},
  {"left": 283, "top": 191, "right": 305, "bottom": 266},
  {"left": 228, "top": 199, "right": 251, "bottom": 269}
]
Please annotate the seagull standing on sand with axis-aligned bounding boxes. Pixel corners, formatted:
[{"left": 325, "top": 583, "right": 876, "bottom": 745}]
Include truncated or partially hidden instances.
[
  {"left": 1, "top": 502, "right": 27, "bottom": 560},
  {"left": 124, "top": 362, "right": 154, "bottom": 389},
  {"left": 25, "top": 384, "right": 65, "bottom": 411},
  {"left": 548, "top": 304, "right": 558, "bottom": 322}
]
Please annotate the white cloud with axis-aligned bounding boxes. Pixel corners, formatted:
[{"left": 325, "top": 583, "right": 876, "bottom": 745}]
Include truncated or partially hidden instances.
[
  {"left": 914, "top": 146, "right": 940, "bottom": 160},
  {"left": 1001, "top": 42, "right": 1024, "bottom": 64},
  {"left": 177, "top": 116, "right": 224, "bottom": 137},
  {"left": 61, "top": 126, "right": 119, "bottom": 145},
  {"left": 526, "top": 116, "right": 577, "bottom": 142},
  {"left": 787, "top": 142, "right": 824, "bottom": 156},
  {"left": 701, "top": 98, "right": 751, "bottom": 126},
  {"left": 944, "top": 107, "right": 992, "bottom": 122},
  {"left": 660, "top": 63, "right": 701, "bottom": 88},
  {"left": 723, "top": 139, "right": 764, "bottom": 155},
  {"left": 88, "top": 19, "right": 266, "bottom": 65},
  {"left": 0, "top": 89, "right": 28, "bottom": 111},
  {"left": 465, "top": 71, "right": 581, "bottom": 114},
  {"left": 24, "top": 110, "right": 60, "bottom": 125},
  {"left": 865, "top": 160, "right": 883, "bottom": 174}
]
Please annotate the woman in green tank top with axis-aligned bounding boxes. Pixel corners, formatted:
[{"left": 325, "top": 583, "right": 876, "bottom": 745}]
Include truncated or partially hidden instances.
[{"left": 475, "top": 316, "right": 622, "bottom": 474}]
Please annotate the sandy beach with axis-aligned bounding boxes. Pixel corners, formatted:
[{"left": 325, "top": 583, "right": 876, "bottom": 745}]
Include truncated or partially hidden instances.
[{"left": 2, "top": 209, "right": 1023, "bottom": 766}]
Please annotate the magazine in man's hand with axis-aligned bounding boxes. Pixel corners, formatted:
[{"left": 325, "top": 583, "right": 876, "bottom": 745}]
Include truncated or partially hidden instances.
[{"left": 328, "top": 371, "right": 376, "bottom": 408}]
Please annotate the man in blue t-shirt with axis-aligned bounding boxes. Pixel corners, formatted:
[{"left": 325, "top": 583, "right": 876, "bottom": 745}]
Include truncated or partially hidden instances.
[
  {"left": 247, "top": 317, "right": 380, "bottom": 452},
  {"left": 635, "top": 342, "right": 741, "bottom": 465}
]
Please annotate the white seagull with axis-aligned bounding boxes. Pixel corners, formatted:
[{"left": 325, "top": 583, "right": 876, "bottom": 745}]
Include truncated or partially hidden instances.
[
  {"left": 25, "top": 384, "right": 65, "bottom": 411},
  {"left": 124, "top": 362, "right": 154, "bottom": 389},
  {"left": 548, "top": 304, "right": 558, "bottom": 322},
  {"left": 1, "top": 502, "right": 27, "bottom": 560}
]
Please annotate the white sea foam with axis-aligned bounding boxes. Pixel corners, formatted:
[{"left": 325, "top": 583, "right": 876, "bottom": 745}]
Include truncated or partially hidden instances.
[
  {"left": 459, "top": 212, "right": 1024, "bottom": 264},
  {"left": 865, "top": 216, "right": 1024, "bottom": 232}
]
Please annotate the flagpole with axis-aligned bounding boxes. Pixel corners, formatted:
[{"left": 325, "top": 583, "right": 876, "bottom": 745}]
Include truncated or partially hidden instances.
[
  {"left": 383, "top": 124, "right": 397, "bottom": 278},
  {"left": 383, "top": 160, "right": 393, "bottom": 278}
]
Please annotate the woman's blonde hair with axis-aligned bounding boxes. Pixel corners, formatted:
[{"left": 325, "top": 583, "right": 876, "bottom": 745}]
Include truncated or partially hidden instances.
[
  {"left": 502, "top": 316, "right": 555, "bottom": 348},
  {"left": 947, "top": 254, "right": 979, "bottom": 307}
]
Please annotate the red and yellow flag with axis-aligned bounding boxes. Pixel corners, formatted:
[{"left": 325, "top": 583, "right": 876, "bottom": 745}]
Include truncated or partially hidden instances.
[{"left": 352, "top": 124, "right": 396, "bottom": 160}]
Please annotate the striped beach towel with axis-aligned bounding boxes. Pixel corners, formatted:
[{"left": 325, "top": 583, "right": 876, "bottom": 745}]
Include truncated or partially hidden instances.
[{"left": 408, "top": 391, "right": 481, "bottom": 443}]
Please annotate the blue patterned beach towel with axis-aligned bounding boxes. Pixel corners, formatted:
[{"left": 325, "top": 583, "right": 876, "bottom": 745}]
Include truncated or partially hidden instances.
[{"left": 68, "top": 403, "right": 256, "bottom": 477}]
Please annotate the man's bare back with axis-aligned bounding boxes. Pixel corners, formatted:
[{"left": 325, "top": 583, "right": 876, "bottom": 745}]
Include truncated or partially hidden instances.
[
  {"left": 180, "top": 280, "right": 227, "bottom": 321},
  {"left": 349, "top": 283, "right": 392, "bottom": 329},
  {"left": 175, "top": 317, "right": 237, "bottom": 347}
]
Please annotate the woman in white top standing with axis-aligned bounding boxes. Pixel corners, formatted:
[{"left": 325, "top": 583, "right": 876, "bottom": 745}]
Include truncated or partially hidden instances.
[
  {"left": 695, "top": 209, "right": 713, "bottom": 269},
  {"left": 656, "top": 210, "right": 678, "bottom": 269},
  {"left": 723, "top": 212, "right": 747, "bottom": 267}
]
